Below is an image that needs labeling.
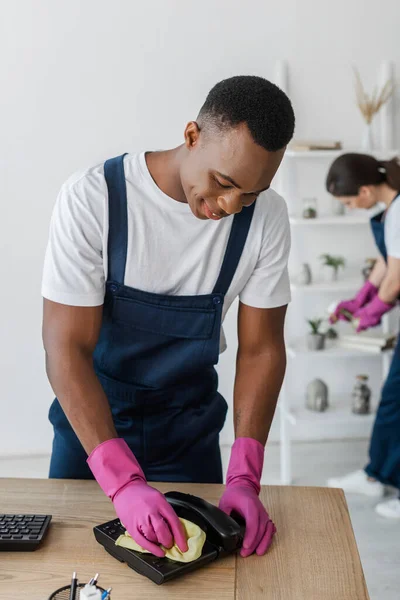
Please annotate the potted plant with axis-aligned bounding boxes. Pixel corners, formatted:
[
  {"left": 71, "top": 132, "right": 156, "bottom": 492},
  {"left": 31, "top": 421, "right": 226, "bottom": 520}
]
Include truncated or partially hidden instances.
[
  {"left": 307, "top": 318, "right": 326, "bottom": 351},
  {"left": 320, "top": 254, "right": 346, "bottom": 282}
]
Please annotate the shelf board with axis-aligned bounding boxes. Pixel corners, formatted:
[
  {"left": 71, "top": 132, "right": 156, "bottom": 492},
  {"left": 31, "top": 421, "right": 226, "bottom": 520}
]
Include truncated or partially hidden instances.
[
  {"left": 290, "top": 278, "right": 362, "bottom": 292},
  {"left": 281, "top": 397, "right": 376, "bottom": 440},
  {"left": 287, "top": 340, "right": 389, "bottom": 358},
  {"left": 289, "top": 216, "right": 369, "bottom": 226},
  {"left": 286, "top": 148, "right": 399, "bottom": 159}
]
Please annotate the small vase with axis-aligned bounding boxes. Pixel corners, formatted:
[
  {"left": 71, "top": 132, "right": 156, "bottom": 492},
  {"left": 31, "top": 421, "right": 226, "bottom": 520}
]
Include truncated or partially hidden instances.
[
  {"left": 302, "top": 198, "right": 318, "bottom": 219},
  {"left": 351, "top": 375, "right": 371, "bottom": 415},
  {"left": 298, "top": 263, "right": 312, "bottom": 285},
  {"left": 307, "top": 333, "right": 325, "bottom": 351},
  {"left": 306, "top": 379, "right": 329, "bottom": 412},
  {"left": 361, "top": 122, "right": 374, "bottom": 151}
]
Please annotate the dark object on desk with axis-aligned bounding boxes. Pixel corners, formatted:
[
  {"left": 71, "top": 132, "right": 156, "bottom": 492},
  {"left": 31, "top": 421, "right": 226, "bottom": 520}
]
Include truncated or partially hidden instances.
[
  {"left": 48, "top": 583, "right": 107, "bottom": 600},
  {"left": 93, "top": 491, "right": 245, "bottom": 585},
  {"left": 0, "top": 514, "right": 51, "bottom": 551},
  {"left": 69, "top": 571, "right": 78, "bottom": 600}
]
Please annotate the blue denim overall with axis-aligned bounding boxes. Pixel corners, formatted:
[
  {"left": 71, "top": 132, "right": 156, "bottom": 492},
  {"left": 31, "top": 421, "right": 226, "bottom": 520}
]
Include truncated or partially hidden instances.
[
  {"left": 49, "top": 154, "right": 256, "bottom": 483},
  {"left": 365, "top": 193, "right": 400, "bottom": 490}
]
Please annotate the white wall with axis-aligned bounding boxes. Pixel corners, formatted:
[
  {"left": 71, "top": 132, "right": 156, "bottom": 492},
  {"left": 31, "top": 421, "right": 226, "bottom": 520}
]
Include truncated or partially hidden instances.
[{"left": 1, "top": 0, "right": 399, "bottom": 455}]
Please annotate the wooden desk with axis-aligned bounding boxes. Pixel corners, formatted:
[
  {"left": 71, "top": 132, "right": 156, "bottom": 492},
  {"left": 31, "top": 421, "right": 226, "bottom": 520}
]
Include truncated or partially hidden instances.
[{"left": 0, "top": 479, "right": 369, "bottom": 600}]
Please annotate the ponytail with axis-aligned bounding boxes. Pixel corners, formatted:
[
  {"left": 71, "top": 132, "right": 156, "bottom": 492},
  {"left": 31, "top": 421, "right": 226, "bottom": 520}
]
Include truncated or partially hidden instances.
[
  {"left": 379, "top": 157, "right": 400, "bottom": 191},
  {"left": 326, "top": 153, "right": 400, "bottom": 196}
]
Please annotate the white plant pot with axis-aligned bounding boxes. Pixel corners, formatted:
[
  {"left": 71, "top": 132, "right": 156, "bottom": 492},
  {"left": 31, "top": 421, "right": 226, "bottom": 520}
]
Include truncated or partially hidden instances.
[
  {"left": 307, "top": 333, "right": 325, "bottom": 351},
  {"left": 321, "top": 266, "right": 338, "bottom": 282}
]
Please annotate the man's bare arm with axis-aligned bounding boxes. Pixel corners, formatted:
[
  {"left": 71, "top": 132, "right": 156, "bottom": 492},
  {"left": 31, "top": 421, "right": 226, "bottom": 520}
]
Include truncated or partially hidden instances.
[
  {"left": 234, "top": 302, "right": 287, "bottom": 444},
  {"left": 43, "top": 299, "right": 117, "bottom": 455}
]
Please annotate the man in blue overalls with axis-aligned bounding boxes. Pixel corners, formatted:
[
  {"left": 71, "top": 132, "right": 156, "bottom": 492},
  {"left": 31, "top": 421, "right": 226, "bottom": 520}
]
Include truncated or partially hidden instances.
[{"left": 42, "top": 76, "right": 295, "bottom": 556}]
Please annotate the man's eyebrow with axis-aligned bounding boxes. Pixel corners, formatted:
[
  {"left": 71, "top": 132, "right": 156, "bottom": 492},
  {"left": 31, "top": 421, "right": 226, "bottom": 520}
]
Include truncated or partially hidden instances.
[{"left": 215, "top": 171, "right": 269, "bottom": 195}]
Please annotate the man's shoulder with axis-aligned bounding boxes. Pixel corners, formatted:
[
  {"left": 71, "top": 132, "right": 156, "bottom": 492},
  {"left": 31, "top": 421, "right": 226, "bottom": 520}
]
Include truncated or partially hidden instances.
[
  {"left": 254, "top": 188, "right": 289, "bottom": 226},
  {"left": 61, "top": 160, "right": 106, "bottom": 196}
]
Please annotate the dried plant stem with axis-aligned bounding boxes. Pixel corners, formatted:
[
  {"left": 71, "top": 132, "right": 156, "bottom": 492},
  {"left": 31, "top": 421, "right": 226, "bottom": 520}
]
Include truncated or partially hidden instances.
[{"left": 353, "top": 67, "right": 394, "bottom": 124}]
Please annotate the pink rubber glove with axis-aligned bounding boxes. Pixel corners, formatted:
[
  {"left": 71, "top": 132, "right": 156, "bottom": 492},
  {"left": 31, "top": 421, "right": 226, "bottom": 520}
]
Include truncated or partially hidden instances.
[
  {"left": 87, "top": 438, "right": 187, "bottom": 558},
  {"left": 219, "top": 437, "right": 276, "bottom": 558},
  {"left": 330, "top": 281, "right": 378, "bottom": 323},
  {"left": 353, "top": 295, "right": 394, "bottom": 332}
]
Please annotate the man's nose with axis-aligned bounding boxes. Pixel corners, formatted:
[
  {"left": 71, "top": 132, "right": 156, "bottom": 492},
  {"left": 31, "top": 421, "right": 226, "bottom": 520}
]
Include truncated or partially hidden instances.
[{"left": 217, "top": 191, "right": 243, "bottom": 215}]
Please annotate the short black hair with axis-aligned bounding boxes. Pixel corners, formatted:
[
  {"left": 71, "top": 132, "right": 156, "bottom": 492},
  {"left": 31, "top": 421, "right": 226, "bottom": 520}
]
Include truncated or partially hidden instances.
[{"left": 198, "top": 75, "right": 295, "bottom": 152}]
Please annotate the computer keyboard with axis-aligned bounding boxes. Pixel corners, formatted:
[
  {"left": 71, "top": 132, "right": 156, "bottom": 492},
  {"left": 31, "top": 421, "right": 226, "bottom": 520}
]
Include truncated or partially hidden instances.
[{"left": 0, "top": 514, "right": 52, "bottom": 551}]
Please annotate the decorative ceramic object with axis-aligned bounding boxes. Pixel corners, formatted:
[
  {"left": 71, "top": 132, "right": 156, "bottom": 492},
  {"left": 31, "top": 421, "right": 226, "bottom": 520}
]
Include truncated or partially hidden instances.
[
  {"left": 351, "top": 375, "right": 371, "bottom": 415},
  {"left": 302, "top": 198, "right": 318, "bottom": 219},
  {"left": 320, "top": 254, "right": 346, "bottom": 282},
  {"left": 307, "top": 319, "right": 325, "bottom": 351},
  {"left": 306, "top": 379, "right": 329, "bottom": 412},
  {"left": 362, "top": 258, "right": 377, "bottom": 282},
  {"left": 298, "top": 263, "right": 312, "bottom": 285}
]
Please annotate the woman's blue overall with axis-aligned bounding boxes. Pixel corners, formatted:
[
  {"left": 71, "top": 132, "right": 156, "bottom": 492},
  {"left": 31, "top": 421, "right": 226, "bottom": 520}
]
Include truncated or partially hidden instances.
[{"left": 365, "top": 194, "right": 400, "bottom": 490}]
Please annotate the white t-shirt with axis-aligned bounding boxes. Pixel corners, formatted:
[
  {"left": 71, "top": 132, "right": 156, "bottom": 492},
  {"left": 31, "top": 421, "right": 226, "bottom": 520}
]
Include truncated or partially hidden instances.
[
  {"left": 384, "top": 195, "right": 400, "bottom": 258},
  {"left": 42, "top": 152, "right": 291, "bottom": 352}
]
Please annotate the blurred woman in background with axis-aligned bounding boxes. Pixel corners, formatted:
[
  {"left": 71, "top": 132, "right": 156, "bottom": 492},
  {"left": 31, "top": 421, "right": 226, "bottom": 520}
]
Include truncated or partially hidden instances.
[{"left": 326, "top": 153, "right": 400, "bottom": 519}]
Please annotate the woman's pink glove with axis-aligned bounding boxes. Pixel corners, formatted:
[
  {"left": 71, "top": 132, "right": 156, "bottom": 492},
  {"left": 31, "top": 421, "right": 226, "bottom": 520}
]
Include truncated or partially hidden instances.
[
  {"left": 353, "top": 295, "right": 394, "bottom": 332},
  {"left": 219, "top": 437, "right": 276, "bottom": 558},
  {"left": 87, "top": 438, "right": 187, "bottom": 558},
  {"left": 330, "top": 280, "right": 378, "bottom": 323}
]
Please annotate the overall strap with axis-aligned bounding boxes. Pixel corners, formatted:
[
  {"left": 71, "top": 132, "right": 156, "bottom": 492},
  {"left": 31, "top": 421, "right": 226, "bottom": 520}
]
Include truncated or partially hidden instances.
[
  {"left": 104, "top": 153, "right": 129, "bottom": 284},
  {"left": 212, "top": 202, "right": 256, "bottom": 295}
]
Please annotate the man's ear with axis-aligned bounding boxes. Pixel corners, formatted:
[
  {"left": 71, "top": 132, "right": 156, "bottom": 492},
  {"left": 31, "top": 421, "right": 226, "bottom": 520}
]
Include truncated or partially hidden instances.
[{"left": 184, "top": 121, "right": 201, "bottom": 150}]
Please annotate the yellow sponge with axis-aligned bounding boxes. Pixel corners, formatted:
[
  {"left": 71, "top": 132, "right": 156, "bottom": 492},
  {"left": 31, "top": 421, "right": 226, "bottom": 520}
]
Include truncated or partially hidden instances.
[{"left": 115, "top": 518, "right": 206, "bottom": 563}]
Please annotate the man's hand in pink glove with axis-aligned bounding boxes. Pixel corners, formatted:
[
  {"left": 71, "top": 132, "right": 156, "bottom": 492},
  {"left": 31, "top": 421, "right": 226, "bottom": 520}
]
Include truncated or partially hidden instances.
[
  {"left": 353, "top": 295, "right": 394, "bottom": 332},
  {"left": 330, "top": 281, "right": 378, "bottom": 323},
  {"left": 219, "top": 437, "right": 276, "bottom": 558},
  {"left": 87, "top": 438, "right": 188, "bottom": 558}
]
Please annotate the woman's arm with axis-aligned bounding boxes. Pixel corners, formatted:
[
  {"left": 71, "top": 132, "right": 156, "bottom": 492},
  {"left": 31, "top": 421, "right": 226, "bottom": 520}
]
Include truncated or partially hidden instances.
[
  {"left": 369, "top": 255, "right": 387, "bottom": 288},
  {"left": 378, "top": 256, "right": 400, "bottom": 303}
]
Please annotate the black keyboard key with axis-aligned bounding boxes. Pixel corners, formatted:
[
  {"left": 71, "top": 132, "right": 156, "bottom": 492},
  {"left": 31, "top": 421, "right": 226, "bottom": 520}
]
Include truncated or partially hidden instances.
[{"left": 0, "top": 514, "right": 51, "bottom": 551}]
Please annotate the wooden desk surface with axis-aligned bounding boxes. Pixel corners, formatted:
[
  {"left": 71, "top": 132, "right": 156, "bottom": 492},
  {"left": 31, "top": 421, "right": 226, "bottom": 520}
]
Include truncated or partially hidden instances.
[{"left": 0, "top": 479, "right": 369, "bottom": 600}]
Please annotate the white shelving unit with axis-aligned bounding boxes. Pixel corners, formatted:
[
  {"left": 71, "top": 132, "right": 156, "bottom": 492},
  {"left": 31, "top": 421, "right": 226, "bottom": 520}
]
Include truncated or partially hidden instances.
[
  {"left": 278, "top": 148, "right": 398, "bottom": 485},
  {"left": 290, "top": 278, "right": 361, "bottom": 293},
  {"left": 289, "top": 216, "right": 369, "bottom": 226}
]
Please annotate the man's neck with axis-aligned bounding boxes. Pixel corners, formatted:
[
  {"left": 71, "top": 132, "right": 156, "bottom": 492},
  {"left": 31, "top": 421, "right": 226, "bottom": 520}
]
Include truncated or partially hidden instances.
[{"left": 145, "top": 146, "right": 187, "bottom": 203}]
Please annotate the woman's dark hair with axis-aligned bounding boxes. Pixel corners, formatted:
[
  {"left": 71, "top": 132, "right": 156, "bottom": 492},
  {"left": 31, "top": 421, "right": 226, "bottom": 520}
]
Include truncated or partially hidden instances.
[
  {"left": 198, "top": 75, "right": 295, "bottom": 152},
  {"left": 326, "top": 153, "right": 400, "bottom": 196}
]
